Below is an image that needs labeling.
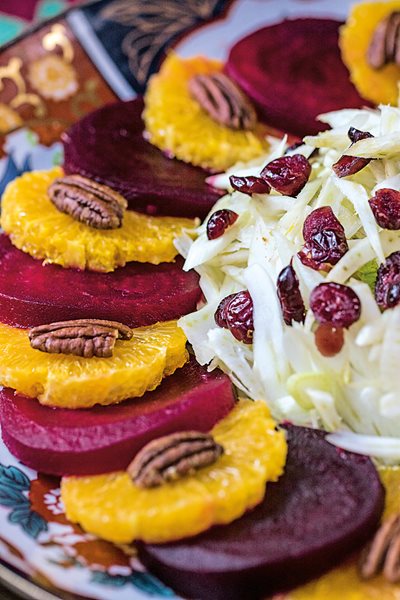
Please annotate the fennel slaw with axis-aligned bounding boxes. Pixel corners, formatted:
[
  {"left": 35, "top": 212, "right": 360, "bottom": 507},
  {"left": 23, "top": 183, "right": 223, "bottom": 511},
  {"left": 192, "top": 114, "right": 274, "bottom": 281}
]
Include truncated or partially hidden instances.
[{"left": 176, "top": 105, "right": 400, "bottom": 460}]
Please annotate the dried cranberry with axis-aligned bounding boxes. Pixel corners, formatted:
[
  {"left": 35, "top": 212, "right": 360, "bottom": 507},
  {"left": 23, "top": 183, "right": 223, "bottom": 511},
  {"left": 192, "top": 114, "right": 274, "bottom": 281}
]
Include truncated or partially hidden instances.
[
  {"left": 225, "top": 290, "right": 254, "bottom": 343},
  {"left": 206, "top": 209, "right": 238, "bottom": 240},
  {"left": 375, "top": 251, "right": 400, "bottom": 309},
  {"left": 314, "top": 323, "right": 345, "bottom": 357},
  {"left": 214, "top": 293, "right": 236, "bottom": 328},
  {"left": 369, "top": 188, "right": 400, "bottom": 230},
  {"left": 347, "top": 127, "right": 373, "bottom": 144},
  {"left": 260, "top": 154, "right": 311, "bottom": 197},
  {"left": 332, "top": 155, "right": 371, "bottom": 178},
  {"left": 277, "top": 265, "right": 306, "bottom": 325},
  {"left": 310, "top": 282, "right": 361, "bottom": 328},
  {"left": 333, "top": 127, "right": 373, "bottom": 178},
  {"left": 214, "top": 290, "right": 254, "bottom": 344},
  {"left": 298, "top": 206, "right": 348, "bottom": 270},
  {"left": 229, "top": 175, "right": 271, "bottom": 195}
]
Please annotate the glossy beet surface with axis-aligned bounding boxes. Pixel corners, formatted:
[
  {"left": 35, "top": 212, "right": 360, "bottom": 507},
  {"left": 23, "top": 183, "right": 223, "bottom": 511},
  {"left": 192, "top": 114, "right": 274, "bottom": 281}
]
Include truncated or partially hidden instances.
[
  {"left": 139, "top": 425, "right": 384, "bottom": 600},
  {"left": 62, "top": 98, "right": 222, "bottom": 218},
  {"left": 0, "top": 360, "right": 236, "bottom": 476},
  {"left": 0, "top": 235, "right": 200, "bottom": 328},
  {"left": 225, "top": 19, "right": 368, "bottom": 136}
]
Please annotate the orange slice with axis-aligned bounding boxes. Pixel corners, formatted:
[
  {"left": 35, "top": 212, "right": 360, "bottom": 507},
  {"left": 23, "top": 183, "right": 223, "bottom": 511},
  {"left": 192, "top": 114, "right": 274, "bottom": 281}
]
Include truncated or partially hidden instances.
[
  {"left": 1, "top": 167, "right": 194, "bottom": 272},
  {"left": 61, "top": 399, "right": 287, "bottom": 544},
  {"left": 340, "top": 1, "right": 400, "bottom": 106}
]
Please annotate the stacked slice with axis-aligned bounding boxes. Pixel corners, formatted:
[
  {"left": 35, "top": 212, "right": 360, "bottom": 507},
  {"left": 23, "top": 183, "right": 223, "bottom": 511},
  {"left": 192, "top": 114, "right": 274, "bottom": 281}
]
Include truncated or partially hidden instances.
[{"left": 0, "top": 160, "right": 286, "bottom": 549}]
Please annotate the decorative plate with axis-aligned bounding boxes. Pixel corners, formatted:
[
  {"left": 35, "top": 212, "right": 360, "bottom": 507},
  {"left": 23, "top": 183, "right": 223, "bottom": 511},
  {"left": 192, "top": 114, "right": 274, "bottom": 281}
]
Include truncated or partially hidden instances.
[{"left": 0, "top": 0, "right": 356, "bottom": 598}]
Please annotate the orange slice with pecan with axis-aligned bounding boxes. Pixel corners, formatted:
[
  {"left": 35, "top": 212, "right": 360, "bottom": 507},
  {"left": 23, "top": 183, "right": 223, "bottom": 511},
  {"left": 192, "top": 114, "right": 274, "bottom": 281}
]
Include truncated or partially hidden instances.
[
  {"left": 143, "top": 54, "right": 269, "bottom": 172},
  {"left": 1, "top": 168, "right": 194, "bottom": 272},
  {"left": 340, "top": 1, "right": 400, "bottom": 106}
]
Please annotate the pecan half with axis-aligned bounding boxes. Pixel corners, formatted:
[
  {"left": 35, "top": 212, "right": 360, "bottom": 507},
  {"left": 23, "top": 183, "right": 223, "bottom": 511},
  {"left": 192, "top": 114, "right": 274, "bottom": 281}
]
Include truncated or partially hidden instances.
[
  {"left": 188, "top": 73, "right": 257, "bottom": 130},
  {"left": 367, "top": 12, "right": 400, "bottom": 69},
  {"left": 29, "top": 319, "right": 132, "bottom": 358},
  {"left": 359, "top": 513, "right": 400, "bottom": 582},
  {"left": 48, "top": 175, "right": 128, "bottom": 229},
  {"left": 128, "top": 431, "right": 224, "bottom": 488}
]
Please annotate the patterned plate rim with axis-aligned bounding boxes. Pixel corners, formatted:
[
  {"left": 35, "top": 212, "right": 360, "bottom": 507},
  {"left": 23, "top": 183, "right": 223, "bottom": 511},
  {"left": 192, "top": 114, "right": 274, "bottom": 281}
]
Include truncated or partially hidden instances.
[{"left": 0, "top": 560, "right": 61, "bottom": 600}]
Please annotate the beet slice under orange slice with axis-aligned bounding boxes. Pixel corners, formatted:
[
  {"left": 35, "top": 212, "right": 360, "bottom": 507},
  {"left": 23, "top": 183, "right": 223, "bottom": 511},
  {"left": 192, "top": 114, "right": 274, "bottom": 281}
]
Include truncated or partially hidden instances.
[
  {"left": 139, "top": 425, "right": 384, "bottom": 600},
  {"left": 0, "top": 234, "right": 200, "bottom": 328},
  {"left": 226, "top": 19, "right": 369, "bottom": 137},
  {"left": 62, "top": 98, "right": 222, "bottom": 218},
  {"left": 0, "top": 359, "right": 235, "bottom": 476}
]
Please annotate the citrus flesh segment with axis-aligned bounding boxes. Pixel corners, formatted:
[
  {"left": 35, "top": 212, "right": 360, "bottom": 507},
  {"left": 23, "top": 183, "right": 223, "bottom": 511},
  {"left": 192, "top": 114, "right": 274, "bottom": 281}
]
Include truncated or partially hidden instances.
[
  {"left": 0, "top": 235, "right": 200, "bottom": 329},
  {"left": 340, "top": 1, "right": 400, "bottom": 106},
  {"left": 0, "top": 320, "right": 188, "bottom": 408},
  {"left": 1, "top": 168, "right": 194, "bottom": 272},
  {"left": 226, "top": 19, "right": 368, "bottom": 137},
  {"left": 61, "top": 400, "right": 287, "bottom": 544},
  {"left": 0, "top": 359, "right": 235, "bottom": 476},
  {"left": 138, "top": 426, "right": 384, "bottom": 600},
  {"left": 143, "top": 54, "right": 269, "bottom": 172},
  {"left": 62, "top": 98, "right": 223, "bottom": 219}
]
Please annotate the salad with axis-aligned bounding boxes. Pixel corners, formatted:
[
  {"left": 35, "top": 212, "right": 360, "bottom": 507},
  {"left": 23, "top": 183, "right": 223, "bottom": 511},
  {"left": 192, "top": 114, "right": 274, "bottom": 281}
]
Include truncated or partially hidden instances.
[{"left": 177, "top": 103, "right": 400, "bottom": 461}]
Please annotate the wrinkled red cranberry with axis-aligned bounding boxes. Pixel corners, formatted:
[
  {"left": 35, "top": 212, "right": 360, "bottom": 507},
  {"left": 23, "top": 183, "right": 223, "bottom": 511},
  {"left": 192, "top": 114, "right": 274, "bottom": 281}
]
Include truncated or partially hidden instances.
[
  {"left": 276, "top": 265, "right": 306, "bottom": 325},
  {"left": 369, "top": 188, "right": 400, "bottom": 230},
  {"left": 314, "top": 323, "right": 345, "bottom": 357},
  {"left": 214, "top": 293, "right": 236, "bottom": 328},
  {"left": 214, "top": 290, "right": 254, "bottom": 344},
  {"left": 375, "top": 251, "right": 400, "bottom": 309},
  {"left": 310, "top": 282, "right": 361, "bottom": 328},
  {"left": 225, "top": 291, "right": 254, "bottom": 343},
  {"left": 206, "top": 209, "right": 238, "bottom": 240},
  {"left": 298, "top": 206, "right": 349, "bottom": 270},
  {"left": 260, "top": 154, "right": 311, "bottom": 196},
  {"left": 333, "top": 127, "right": 373, "bottom": 178},
  {"left": 229, "top": 175, "right": 271, "bottom": 195},
  {"left": 332, "top": 155, "right": 371, "bottom": 178},
  {"left": 347, "top": 127, "right": 373, "bottom": 144}
]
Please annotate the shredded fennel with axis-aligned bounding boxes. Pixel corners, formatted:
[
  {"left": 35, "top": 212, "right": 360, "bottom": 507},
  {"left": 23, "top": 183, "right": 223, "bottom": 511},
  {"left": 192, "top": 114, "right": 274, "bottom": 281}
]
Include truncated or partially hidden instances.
[{"left": 176, "top": 104, "right": 400, "bottom": 461}]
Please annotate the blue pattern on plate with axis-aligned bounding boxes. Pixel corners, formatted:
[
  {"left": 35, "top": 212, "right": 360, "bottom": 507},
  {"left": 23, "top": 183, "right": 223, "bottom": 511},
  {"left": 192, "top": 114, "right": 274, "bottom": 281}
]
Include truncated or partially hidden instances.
[
  {"left": 91, "top": 571, "right": 174, "bottom": 596},
  {"left": 0, "top": 464, "right": 47, "bottom": 539},
  {"left": 0, "top": 154, "right": 31, "bottom": 196}
]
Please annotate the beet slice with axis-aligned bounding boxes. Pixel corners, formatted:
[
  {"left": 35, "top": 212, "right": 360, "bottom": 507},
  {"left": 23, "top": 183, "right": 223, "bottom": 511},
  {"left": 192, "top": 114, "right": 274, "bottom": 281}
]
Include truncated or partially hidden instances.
[
  {"left": 225, "top": 19, "right": 369, "bottom": 137},
  {"left": 0, "top": 234, "right": 200, "bottom": 328},
  {"left": 0, "top": 359, "right": 235, "bottom": 476},
  {"left": 62, "top": 97, "right": 222, "bottom": 218},
  {"left": 139, "top": 425, "right": 384, "bottom": 600}
]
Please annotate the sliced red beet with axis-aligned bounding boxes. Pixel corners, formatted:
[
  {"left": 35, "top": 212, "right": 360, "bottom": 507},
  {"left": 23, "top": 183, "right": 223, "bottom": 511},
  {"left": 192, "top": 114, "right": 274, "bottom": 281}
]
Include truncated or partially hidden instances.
[
  {"left": 225, "top": 19, "right": 369, "bottom": 137},
  {"left": 62, "top": 98, "right": 222, "bottom": 218},
  {"left": 0, "top": 359, "right": 236, "bottom": 476},
  {"left": 0, "top": 234, "right": 200, "bottom": 328},
  {"left": 139, "top": 425, "right": 384, "bottom": 600}
]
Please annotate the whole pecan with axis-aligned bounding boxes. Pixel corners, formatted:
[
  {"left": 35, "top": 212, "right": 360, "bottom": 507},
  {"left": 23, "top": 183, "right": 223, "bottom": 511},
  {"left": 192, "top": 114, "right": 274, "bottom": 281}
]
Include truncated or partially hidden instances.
[
  {"left": 128, "top": 431, "right": 224, "bottom": 488},
  {"left": 29, "top": 319, "right": 133, "bottom": 358},
  {"left": 188, "top": 72, "right": 257, "bottom": 130},
  {"left": 48, "top": 175, "right": 128, "bottom": 229},
  {"left": 367, "top": 12, "right": 400, "bottom": 69},
  {"left": 359, "top": 514, "right": 400, "bottom": 583}
]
